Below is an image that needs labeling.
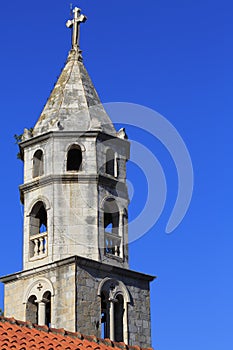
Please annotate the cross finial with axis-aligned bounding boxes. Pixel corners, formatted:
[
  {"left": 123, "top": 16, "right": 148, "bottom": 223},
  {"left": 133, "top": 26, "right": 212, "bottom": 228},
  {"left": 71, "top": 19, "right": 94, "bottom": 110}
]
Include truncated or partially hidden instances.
[{"left": 66, "top": 7, "right": 87, "bottom": 51}]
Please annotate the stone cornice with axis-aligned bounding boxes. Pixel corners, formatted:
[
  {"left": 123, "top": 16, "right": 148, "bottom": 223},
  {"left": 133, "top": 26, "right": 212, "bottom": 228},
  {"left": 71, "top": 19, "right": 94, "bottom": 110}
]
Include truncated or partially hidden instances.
[
  {"left": 20, "top": 130, "right": 130, "bottom": 148},
  {"left": 19, "top": 174, "right": 128, "bottom": 199},
  {"left": 0, "top": 255, "right": 155, "bottom": 284},
  {"left": 19, "top": 131, "right": 101, "bottom": 149},
  {"left": 19, "top": 174, "right": 98, "bottom": 192}
]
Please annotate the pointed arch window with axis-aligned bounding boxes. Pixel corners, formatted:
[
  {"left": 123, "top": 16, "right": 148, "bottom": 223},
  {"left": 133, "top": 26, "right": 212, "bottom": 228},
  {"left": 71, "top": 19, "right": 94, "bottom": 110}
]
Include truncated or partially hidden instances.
[
  {"left": 67, "top": 145, "right": 82, "bottom": 171},
  {"left": 33, "top": 150, "right": 44, "bottom": 178},
  {"left": 104, "top": 199, "right": 121, "bottom": 257},
  {"left": 29, "top": 201, "right": 48, "bottom": 259}
]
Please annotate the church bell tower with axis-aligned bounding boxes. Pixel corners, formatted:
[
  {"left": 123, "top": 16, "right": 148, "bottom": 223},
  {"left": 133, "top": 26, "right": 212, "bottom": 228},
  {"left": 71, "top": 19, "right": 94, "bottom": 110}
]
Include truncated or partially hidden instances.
[{"left": 1, "top": 8, "right": 154, "bottom": 347}]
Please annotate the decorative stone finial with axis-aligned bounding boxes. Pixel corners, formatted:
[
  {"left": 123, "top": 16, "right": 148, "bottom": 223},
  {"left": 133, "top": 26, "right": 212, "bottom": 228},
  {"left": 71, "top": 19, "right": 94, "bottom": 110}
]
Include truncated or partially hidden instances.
[{"left": 66, "top": 7, "right": 87, "bottom": 52}]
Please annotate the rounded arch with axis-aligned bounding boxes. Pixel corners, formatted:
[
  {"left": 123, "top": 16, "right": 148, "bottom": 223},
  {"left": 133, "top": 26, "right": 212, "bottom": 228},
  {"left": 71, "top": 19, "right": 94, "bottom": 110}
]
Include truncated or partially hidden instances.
[
  {"left": 103, "top": 198, "right": 120, "bottom": 239},
  {"left": 26, "top": 295, "right": 38, "bottom": 324},
  {"left": 66, "top": 143, "right": 83, "bottom": 171},
  {"left": 103, "top": 198, "right": 119, "bottom": 215},
  {"left": 100, "top": 196, "right": 124, "bottom": 212},
  {"left": 32, "top": 149, "right": 44, "bottom": 159},
  {"left": 98, "top": 278, "right": 130, "bottom": 343},
  {"left": 43, "top": 291, "right": 52, "bottom": 327},
  {"left": 29, "top": 201, "right": 48, "bottom": 241},
  {"left": 97, "top": 277, "right": 130, "bottom": 304},
  {"left": 100, "top": 195, "right": 116, "bottom": 211},
  {"left": 27, "top": 196, "right": 51, "bottom": 217},
  {"left": 31, "top": 147, "right": 45, "bottom": 159},
  {"left": 65, "top": 142, "right": 85, "bottom": 153},
  {"left": 23, "top": 278, "right": 55, "bottom": 304},
  {"left": 114, "top": 294, "right": 124, "bottom": 342},
  {"left": 24, "top": 279, "right": 54, "bottom": 327},
  {"left": 27, "top": 198, "right": 50, "bottom": 259},
  {"left": 32, "top": 149, "right": 44, "bottom": 178}
]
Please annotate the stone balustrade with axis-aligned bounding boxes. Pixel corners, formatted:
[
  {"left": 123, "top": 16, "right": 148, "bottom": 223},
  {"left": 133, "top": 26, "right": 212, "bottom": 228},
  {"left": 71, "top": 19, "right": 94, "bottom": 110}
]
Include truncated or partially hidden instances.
[
  {"left": 30, "top": 232, "right": 47, "bottom": 259},
  {"left": 104, "top": 232, "right": 121, "bottom": 257}
]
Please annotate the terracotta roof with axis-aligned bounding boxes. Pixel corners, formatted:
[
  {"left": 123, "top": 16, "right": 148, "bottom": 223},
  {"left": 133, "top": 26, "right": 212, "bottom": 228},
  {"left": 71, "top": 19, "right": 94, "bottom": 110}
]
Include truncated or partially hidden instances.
[{"left": 0, "top": 317, "right": 152, "bottom": 350}]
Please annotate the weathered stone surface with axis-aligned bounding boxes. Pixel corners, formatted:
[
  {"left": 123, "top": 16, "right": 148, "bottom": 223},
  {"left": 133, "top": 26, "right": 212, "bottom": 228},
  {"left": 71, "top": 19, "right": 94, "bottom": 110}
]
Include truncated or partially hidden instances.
[
  {"left": 2, "top": 256, "right": 154, "bottom": 347},
  {"left": 33, "top": 50, "right": 116, "bottom": 136},
  {"left": 3, "top": 259, "right": 76, "bottom": 331},
  {"left": 2, "top": 19, "right": 153, "bottom": 348}
]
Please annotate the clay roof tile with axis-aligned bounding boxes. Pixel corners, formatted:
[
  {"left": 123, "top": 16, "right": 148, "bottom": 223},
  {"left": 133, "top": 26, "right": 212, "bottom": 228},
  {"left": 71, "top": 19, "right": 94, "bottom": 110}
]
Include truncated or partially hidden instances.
[{"left": 0, "top": 317, "right": 152, "bottom": 350}]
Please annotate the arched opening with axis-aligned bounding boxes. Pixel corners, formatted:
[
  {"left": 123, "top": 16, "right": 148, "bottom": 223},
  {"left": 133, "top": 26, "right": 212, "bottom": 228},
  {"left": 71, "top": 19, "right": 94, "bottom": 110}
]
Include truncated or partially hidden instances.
[
  {"left": 104, "top": 199, "right": 120, "bottom": 256},
  {"left": 30, "top": 202, "right": 47, "bottom": 235},
  {"left": 33, "top": 150, "right": 44, "bottom": 178},
  {"left": 43, "top": 291, "right": 51, "bottom": 327},
  {"left": 104, "top": 199, "right": 119, "bottom": 235},
  {"left": 106, "top": 149, "right": 115, "bottom": 176},
  {"left": 24, "top": 279, "right": 54, "bottom": 327},
  {"left": 29, "top": 201, "right": 48, "bottom": 258},
  {"left": 114, "top": 295, "right": 124, "bottom": 342},
  {"left": 67, "top": 145, "right": 82, "bottom": 171},
  {"left": 26, "top": 295, "right": 38, "bottom": 324},
  {"left": 101, "top": 292, "right": 109, "bottom": 339},
  {"left": 98, "top": 279, "right": 129, "bottom": 343}
]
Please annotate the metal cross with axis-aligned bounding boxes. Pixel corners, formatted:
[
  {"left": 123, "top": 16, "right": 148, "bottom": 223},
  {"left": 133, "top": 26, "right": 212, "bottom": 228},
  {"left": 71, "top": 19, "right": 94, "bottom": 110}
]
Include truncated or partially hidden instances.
[{"left": 66, "top": 7, "right": 87, "bottom": 50}]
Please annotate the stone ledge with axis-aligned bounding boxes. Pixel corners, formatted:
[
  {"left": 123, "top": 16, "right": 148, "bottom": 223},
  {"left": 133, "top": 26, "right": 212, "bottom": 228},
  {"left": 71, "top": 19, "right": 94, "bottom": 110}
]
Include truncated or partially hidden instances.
[{"left": 0, "top": 255, "right": 155, "bottom": 285}]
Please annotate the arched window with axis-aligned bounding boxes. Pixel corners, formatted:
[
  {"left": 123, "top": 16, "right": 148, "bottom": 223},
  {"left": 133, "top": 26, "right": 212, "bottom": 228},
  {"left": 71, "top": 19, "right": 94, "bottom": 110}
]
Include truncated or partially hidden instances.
[
  {"left": 26, "top": 295, "right": 38, "bottom": 324},
  {"left": 24, "top": 279, "right": 54, "bottom": 327},
  {"left": 25, "top": 292, "right": 51, "bottom": 326},
  {"left": 106, "top": 149, "right": 115, "bottom": 176},
  {"left": 43, "top": 291, "right": 51, "bottom": 327},
  {"left": 29, "top": 201, "right": 48, "bottom": 259},
  {"left": 114, "top": 295, "right": 124, "bottom": 342},
  {"left": 98, "top": 278, "right": 130, "bottom": 343},
  {"left": 101, "top": 292, "right": 109, "bottom": 339},
  {"left": 30, "top": 202, "right": 47, "bottom": 235},
  {"left": 104, "top": 199, "right": 121, "bottom": 256},
  {"left": 67, "top": 145, "right": 82, "bottom": 171},
  {"left": 33, "top": 150, "right": 44, "bottom": 178},
  {"left": 104, "top": 199, "right": 119, "bottom": 235}
]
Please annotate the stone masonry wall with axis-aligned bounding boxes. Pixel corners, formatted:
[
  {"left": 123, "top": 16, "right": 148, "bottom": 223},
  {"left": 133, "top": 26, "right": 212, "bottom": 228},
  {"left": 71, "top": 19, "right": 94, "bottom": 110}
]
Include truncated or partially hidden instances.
[
  {"left": 75, "top": 261, "right": 152, "bottom": 347},
  {"left": 4, "top": 260, "right": 76, "bottom": 332},
  {"left": 3, "top": 257, "right": 153, "bottom": 347}
]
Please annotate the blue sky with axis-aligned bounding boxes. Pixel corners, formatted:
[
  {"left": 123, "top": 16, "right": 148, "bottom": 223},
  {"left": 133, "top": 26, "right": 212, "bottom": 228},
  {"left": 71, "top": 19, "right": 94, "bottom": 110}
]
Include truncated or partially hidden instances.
[{"left": 0, "top": 0, "right": 232, "bottom": 349}]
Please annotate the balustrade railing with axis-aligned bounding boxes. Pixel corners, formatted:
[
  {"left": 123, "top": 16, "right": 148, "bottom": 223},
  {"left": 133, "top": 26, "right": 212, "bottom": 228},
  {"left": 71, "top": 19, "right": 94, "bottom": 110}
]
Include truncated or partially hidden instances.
[
  {"left": 104, "top": 232, "right": 121, "bottom": 257},
  {"left": 30, "top": 232, "right": 47, "bottom": 259}
]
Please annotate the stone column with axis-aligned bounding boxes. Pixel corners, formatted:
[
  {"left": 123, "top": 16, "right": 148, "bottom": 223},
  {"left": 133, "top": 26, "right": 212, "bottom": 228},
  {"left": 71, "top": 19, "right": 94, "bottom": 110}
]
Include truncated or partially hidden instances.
[
  {"left": 123, "top": 301, "right": 128, "bottom": 344},
  {"left": 37, "top": 300, "right": 46, "bottom": 326},
  {"left": 119, "top": 210, "right": 123, "bottom": 257},
  {"left": 114, "top": 156, "right": 118, "bottom": 178},
  {"left": 109, "top": 300, "right": 115, "bottom": 341}
]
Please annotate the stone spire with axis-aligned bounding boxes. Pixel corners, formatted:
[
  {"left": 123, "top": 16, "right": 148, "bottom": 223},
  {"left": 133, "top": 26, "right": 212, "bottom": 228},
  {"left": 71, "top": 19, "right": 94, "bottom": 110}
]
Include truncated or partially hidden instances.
[
  {"left": 33, "top": 7, "right": 116, "bottom": 137},
  {"left": 1, "top": 8, "right": 154, "bottom": 347}
]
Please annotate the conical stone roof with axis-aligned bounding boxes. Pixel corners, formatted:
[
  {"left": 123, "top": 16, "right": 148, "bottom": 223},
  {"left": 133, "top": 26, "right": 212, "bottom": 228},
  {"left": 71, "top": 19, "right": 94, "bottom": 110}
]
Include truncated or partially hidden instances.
[{"left": 33, "top": 49, "right": 116, "bottom": 136}]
